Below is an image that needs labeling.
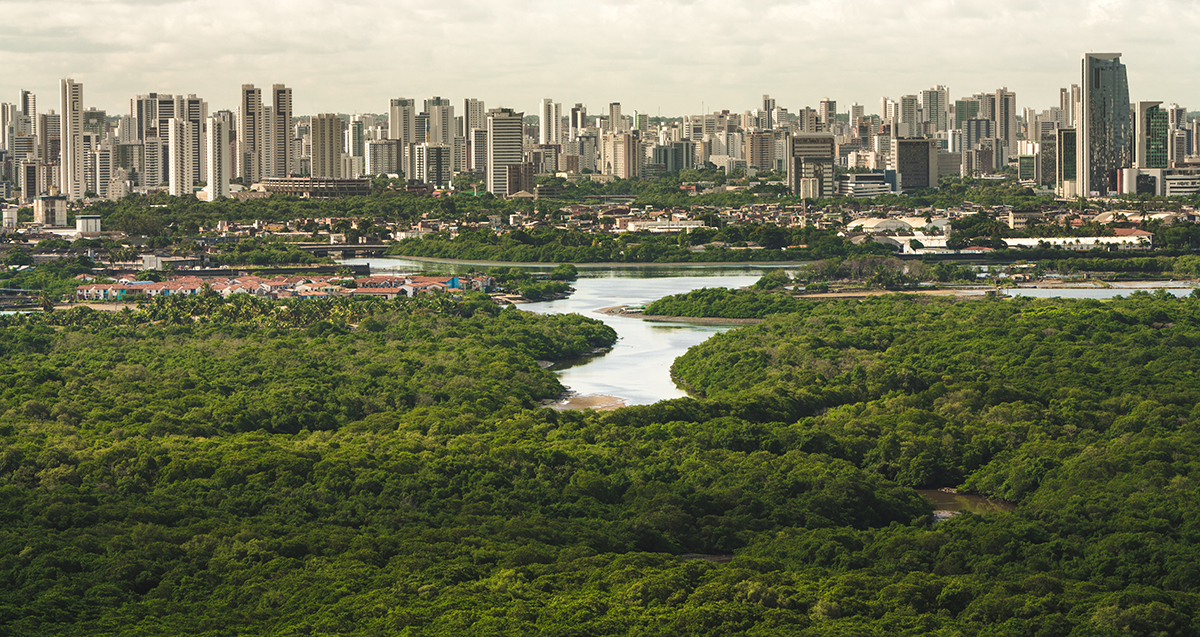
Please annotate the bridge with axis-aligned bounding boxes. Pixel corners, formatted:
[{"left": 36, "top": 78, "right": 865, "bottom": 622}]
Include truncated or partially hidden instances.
[{"left": 295, "top": 243, "right": 391, "bottom": 258}]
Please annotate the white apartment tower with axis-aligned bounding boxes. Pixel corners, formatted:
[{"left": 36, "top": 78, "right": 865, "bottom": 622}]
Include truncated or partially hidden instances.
[
  {"left": 463, "top": 98, "right": 486, "bottom": 134},
  {"left": 60, "top": 79, "right": 85, "bottom": 199},
  {"left": 205, "top": 115, "right": 229, "bottom": 200},
  {"left": 540, "top": 98, "right": 562, "bottom": 145},
  {"left": 19, "top": 90, "right": 36, "bottom": 138},
  {"left": 167, "top": 118, "right": 196, "bottom": 197}
]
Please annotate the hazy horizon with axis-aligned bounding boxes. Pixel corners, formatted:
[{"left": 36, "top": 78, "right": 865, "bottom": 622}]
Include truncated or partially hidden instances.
[{"left": 3, "top": 0, "right": 1197, "bottom": 118}]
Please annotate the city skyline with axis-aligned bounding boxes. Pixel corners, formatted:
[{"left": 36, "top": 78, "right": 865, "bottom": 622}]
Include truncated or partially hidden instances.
[{"left": 2, "top": 0, "right": 1197, "bottom": 116}]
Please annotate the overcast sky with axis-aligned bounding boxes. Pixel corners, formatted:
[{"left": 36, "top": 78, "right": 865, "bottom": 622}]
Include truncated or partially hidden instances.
[{"left": 2, "top": 0, "right": 1197, "bottom": 119}]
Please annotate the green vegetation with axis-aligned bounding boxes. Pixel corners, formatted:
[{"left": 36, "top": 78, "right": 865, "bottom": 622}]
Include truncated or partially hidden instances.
[
  {"left": 485, "top": 263, "right": 578, "bottom": 301},
  {"left": 646, "top": 287, "right": 811, "bottom": 318},
  {"left": 389, "top": 226, "right": 894, "bottom": 263},
  {"left": 206, "top": 237, "right": 333, "bottom": 267},
  {"left": 5, "top": 286, "right": 1200, "bottom": 634},
  {"left": 0, "top": 255, "right": 97, "bottom": 297}
]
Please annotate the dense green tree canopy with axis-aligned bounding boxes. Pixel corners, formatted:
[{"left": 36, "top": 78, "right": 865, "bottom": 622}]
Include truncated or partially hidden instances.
[{"left": 3, "top": 293, "right": 1200, "bottom": 635}]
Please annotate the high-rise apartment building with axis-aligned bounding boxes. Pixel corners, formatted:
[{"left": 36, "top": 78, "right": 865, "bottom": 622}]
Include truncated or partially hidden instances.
[
  {"left": 898, "top": 95, "right": 919, "bottom": 138},
  {"left": 539, "top": 98, "right": 562, "bottom": 145},
  {"left": 238, "top": 85, "right": 264, "bottom": 184},
  {"left": 425, "top": 97, "right": 454, "bottom": 145},
  {"left": 60, "top": 78, "right": 85, "bottom": 199},
  {"left": 569, "top": 104, "right": 587, "bottom": 139},
  {"left": 167, "top": 118, "right": 195, "bottom": 197},
  {"left": 365, "top": 139, "right": 401, "bottom": 175},
  {"left": 463, "top": 98, "right": 486, "bottom": 136},
  {"left": 762, "top": 95, "right": 776, "bottom": 129},
  {"left": 485, "top": 108, "right": 523, "bottom": 196},
  {"left": 921, "top": 86, "right": 950, "bottom": 132},
  {"left": 205, "top": 115, "right": 229, "bottom": 200},
  {"left": 994, "top": 88, "right": 1017, "bottom": 158},
  {"left": 1134, "top": 101, "right": 1169, "bottom": 169},
  {"left": 19, "top": 90, "right": 36, "bottom": 138},
  {"left": 1056, "top": 128, "right": 1077, "bottom": 197},
  {"left": 270, "top": 84, "right": 293, "bottom": 177},
  {"left": 1060, "top": 85, "right": 1081, "bottom": 128},
  {"left": 389, "top": 97, "right": 417, "bottom": 177},
  {"left": 469, "top": 128, "right": 488, "bottom": 173},
  {"left": 388, "top": 98, "right": 417, "bottom": 145},
  {"left": 1078, "top": 53, "right": 1130, "bottom": 196},
  {"left": 608, "top": 103, "right": 623, "bottom": 133},
  {"left": 310, "top": 113, "right": 343, "bottom": 179},
  {"left": 601, "top": 133, "right": 640, "bottom": 179},
  {"left": 850, "top": 103, "right": 865, "bottom": 125},
  {"left": 346, "top": 116, "right": 365, "bottom": 158},
  {"left": 38, "top": 111, "right": 60, "bottom": 163},
  {"left": 744, "top": 131, "right": 775, "bottom": 170},
  {"left": 414, "top": 143, "right": 452, "bottom": 187},
  {"left": 819, "top": 98, "right": 837, "bottom": 131}
]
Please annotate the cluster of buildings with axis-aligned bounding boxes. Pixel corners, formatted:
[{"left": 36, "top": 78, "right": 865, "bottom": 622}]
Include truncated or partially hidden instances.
[
  {"left": 74, "top": 272, "right": 495, "bottom": 302},
  {"left": 2, "top": 52, "right": 1199, "bottom": 215}
]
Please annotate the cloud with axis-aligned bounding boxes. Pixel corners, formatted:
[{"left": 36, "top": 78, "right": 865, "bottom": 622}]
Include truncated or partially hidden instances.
[{"left": 1, "top": 0, "right": 1199, "bottom": 118}]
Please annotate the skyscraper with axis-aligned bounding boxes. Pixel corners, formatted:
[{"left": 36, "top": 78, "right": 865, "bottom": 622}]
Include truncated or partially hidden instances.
[
  {"left": 425, "top": 97, "right": 454, "bottom": 145},
  {"left": 608, "top": 103, "right": 623, "bottom": 133},
  {"left": 205, "top": 115, "right": 229, "bottom": 200},
  {"left": 60, "top": 78, "right": 85, "bottom": 199},
  {"left": 270, "top": 84, "right": 293, "bottom": 177},
  {"left": 388, "top": 98, "right": 417, "bottom": 144},
  {"left": 167, "top": 118, "right": 195, "bottom": 197},
  {"left": 994, "top": 88, "right": 1017, "bottom": 159},
  {"left": 1078, "top": 53, "right": 1130, "bottom": 196},
  {"left": 568, "top": 103, "right": 587, "bottom": 140},
  {"left": 762, "top": 95, "right": 776, "bottom": 129},
  {"left": 921, "top": 86, "right": 950, "bottom": 132},
  {"left": 898, "top": 95, "right": 919, "bottom": 138},
  {"left": 819, "top": 98, "right": 837, "bottom": 131},
  {"left": 310, "top": 113, "right": 343, "bottom": 179},
  {"left": 1134, "top": 101, "right": 1168, "bottom": 169},
  {"left": 346, "top": 115, "right": 365, "bottom": 158},
  {"left": 463, "top": 98, "right": 485, "bottom": 135},
  {"left": 485, "top": 108, "right": 523, "bottom": 197},
  {"left": 19, "top": 90, "right": 36, "bottom": 138},
  {"left": 539, "top": 98, "right": 561, "bottom": 145},
  {"left": 389, "top": 98, "right": 417, "bottom": 177},
  {"left": 238, "top": 85, "right": 264, "bottom": 184}
]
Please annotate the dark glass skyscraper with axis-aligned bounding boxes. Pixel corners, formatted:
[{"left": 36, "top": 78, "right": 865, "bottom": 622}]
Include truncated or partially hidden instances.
[{"left": 1078, "top": 53, "right": 1130, "bottom": 196}]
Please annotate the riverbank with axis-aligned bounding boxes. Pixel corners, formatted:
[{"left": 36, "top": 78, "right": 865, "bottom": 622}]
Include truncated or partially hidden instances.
[{"left": 545, "top": 393, "right": 627, "bottom": 411}]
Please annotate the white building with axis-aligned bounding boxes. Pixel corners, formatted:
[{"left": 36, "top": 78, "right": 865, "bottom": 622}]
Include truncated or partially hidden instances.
[
  {"left": 205, "top": 115, "right": 229, "bottom": 200},
  {"left": 539, "top": 98, "right": 561, "bottom": 145},
  {"left": 60, "top": 78, "right": 85, "bottom": 199},
  {"left": 167, "top": 118, "right": 196, "bottom": 196}
]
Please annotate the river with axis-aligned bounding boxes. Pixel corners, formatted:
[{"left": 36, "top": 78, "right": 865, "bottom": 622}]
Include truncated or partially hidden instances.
[
  {"left": 341, "top": 257, "right": 1197, "bottom": 407},
  {"left": 340, "top": 257, "right": 771, "bottom": 407}
]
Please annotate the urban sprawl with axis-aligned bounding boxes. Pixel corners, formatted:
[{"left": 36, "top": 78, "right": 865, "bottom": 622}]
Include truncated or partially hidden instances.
[{"left": 0, "top": 51, "right": 1194, "bottom": 261}]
